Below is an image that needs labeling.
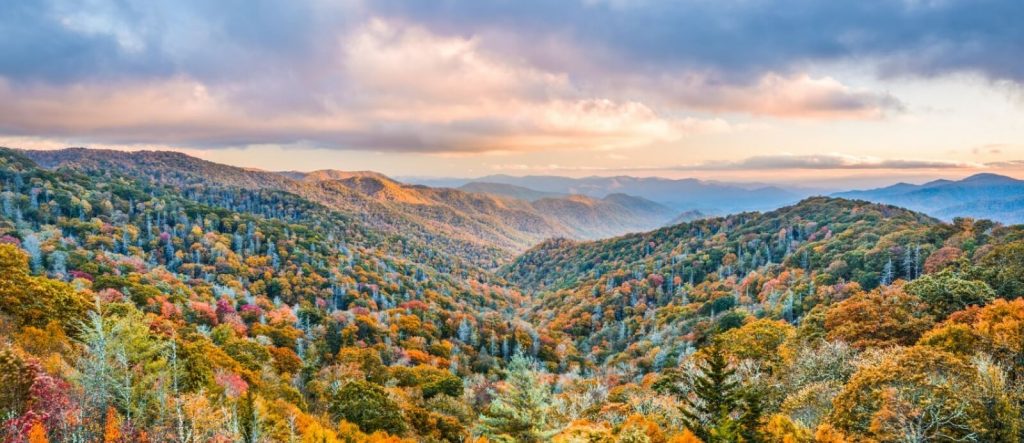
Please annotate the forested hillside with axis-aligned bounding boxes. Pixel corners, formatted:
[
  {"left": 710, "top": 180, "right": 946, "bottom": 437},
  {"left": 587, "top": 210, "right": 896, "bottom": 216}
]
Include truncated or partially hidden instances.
[
  {"left": 23, "top": 149, "right": 676, "bottom": 266},
  {"left": 3, "top": 149, "right": 1024, "bottom": 442}
]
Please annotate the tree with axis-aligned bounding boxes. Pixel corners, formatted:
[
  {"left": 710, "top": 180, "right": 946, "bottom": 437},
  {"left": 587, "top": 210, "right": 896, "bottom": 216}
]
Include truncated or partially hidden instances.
[
  {"left": 973, "top": 240, "right": 1024, "bottom": 297},
  {"left": 27, "top": 421, "right": 49, "bottom": 443},
  {"left": 0, "top": 244, "right": 88, "bottom": 330},
  {"left": 903, "top": 269, "right": 995, "bottom": 318},
  {"left": 829, "top": 346, "right": 985, "bottom": 442},
  {"left": 824, "top": 285, "right": 933, "bottom": 349},
  {"left": 680, "top": 346, "right": 739, "bottom": 443},
  {"left": 736, "top": 387, "right": 765, "bottom": 443},
  {"left": 716, "top": 318, "right": 795, "bottom": 367},
  {"left": 239, "top": 390, "right": 262, "bottom": 443},
  {"left": 477, "top": 354, "right": 557, "bottom": 443},
  {"left": 75, "top": 302, "right": 168, "bottom": 438},
  {"left": 880, "top": 258, "right": 894, "bottom": 286},
  {"left": 0, "top": 346, "right": 35, "bottom": 419},
  {"left": 970, "top": 355, "right": 1020, "bottom": 442},
  {"left": 918, "top": 298, "right": 1024, "bottom": 379},
  {"left": 329, "top": 380, "right": 406, "bottom": 436},
  {"left": 103, "top": 406, "right": 122, "bottom": 443}
]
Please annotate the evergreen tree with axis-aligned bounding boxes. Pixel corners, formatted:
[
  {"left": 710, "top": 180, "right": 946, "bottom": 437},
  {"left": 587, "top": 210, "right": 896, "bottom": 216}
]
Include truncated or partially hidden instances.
[
  {"left": 477, "top": 353, "right": 556, "bottom": 442},
  {"left": 738, "top": 387, "right": 766, "bottom": 443},
  {"left": 681, "top": 346, "right": 740, "bottom": 443},
  {"left": 239, "top": 390, "right": 261, "bottom": 443}
]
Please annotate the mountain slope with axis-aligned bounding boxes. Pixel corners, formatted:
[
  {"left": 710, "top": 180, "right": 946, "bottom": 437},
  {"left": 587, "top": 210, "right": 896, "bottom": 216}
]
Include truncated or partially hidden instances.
[
  {"left": 0, "top": 147, "right": 536, "bottom": 441},
  {"left": 279, "top": 169, "right": 392, "bottom": 182},
  {"left": 500, "top": 197, "right": 961, "bottom": 368},
  {"left": 835, "top": 173, "right": 1024, "bottom": 224},
  {"left": 459, "top": 181, "right": 565, "bottom": 201},
  {"left": 18, "top": 149, "right": 677, "bottom": 266},
  {"left": 5, "top": 148, "right": 1024, "bottom": 441}
]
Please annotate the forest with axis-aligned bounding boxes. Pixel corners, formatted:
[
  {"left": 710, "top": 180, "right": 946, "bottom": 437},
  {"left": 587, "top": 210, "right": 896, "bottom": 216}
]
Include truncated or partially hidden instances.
[{"left": 2, "top": 147, "right": 1024, "bottom": 442}]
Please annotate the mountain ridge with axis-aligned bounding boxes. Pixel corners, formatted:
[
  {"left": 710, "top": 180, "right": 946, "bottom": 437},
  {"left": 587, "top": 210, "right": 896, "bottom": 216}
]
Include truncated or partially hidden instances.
[
  {"left": 15, "top": 148, "right": 681, "bottom": 265},
  {"left": 834, "top": 172, "right": 1024, "bottom": 224},
  {"left": 410, "top": 173, "right": 805, "bottom": 213}
]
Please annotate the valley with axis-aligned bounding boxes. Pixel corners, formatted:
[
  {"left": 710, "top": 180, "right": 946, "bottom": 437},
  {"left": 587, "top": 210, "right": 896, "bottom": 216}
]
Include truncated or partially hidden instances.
[{"left": 2, "top": 147, "right": 1023, "bottom": 442}]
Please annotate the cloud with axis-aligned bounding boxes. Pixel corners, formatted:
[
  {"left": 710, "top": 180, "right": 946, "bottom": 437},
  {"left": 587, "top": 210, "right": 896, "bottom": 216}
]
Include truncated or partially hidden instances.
[
  {"left": 986, "top": 160, "right": 1024, "bottom": 168},
  {"left": 665, "top": 154, "right": 978, "bottom": 171},
  {"left": 377, "top": 0, "right": 1024, "bottom": 84},
  {"left": 0, "top": 19, "right": 723, "bottom": 153},
  {"left": 0, "top": 0, "right": 1020, "bottom": 153},
  {"left": 650, "top": 73, "right": 904, "bottom": 119}
]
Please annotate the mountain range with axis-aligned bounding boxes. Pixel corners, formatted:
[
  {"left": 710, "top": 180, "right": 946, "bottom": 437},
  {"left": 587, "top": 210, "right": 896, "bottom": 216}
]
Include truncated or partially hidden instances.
[
  {"left": 834, "top": 173, "right": 1024, "bottom": 224},
  {"left": 410, "top": 174, "right": 807, "bottom": 214},
  {"left": 19, "top": 149, "right": 678, "bottom": 266}
]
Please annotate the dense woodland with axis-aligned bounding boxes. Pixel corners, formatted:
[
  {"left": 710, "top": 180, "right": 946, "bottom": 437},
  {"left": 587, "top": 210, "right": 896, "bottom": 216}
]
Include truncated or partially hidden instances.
[{"left": 3, "top": 147, "right": 1024, "bottom": 442}]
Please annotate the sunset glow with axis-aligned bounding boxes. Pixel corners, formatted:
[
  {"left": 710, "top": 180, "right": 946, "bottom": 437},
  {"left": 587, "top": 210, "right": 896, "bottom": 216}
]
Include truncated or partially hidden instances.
[{"left": 1, "top": 1, "right": 1022, "bottom": 186}]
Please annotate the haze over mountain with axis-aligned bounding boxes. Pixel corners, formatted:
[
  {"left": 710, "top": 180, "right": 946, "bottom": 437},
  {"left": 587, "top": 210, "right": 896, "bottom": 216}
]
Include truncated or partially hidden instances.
[
  {"left": 835, "top": 173, "right": 1024, "bottom": 224},
  {"left": 457, "top": 182, "right": 566, "bottom": 202},
  {"left": 411, "top": 174, "right": 807, "bottom": 214}
]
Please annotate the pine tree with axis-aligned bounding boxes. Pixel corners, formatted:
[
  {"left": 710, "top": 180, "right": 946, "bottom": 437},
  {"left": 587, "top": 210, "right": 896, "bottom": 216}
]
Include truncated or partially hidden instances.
[
  {"left": 477, "top": 353, "right": 556, "bottom": 442},
  {"left": 681, "top": 346, "right": 740, "bottom": 442},
  {"left": 737, "top": 387, "right": 765, "bottom": 443},
  {"left": 239, "top": 390, "right": 261, "bottom": 443}
]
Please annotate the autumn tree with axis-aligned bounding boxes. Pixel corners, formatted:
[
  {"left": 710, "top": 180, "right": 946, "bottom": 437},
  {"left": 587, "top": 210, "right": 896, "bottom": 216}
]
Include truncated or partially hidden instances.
[
  {"left": 824, "top": 285, "right": 933, "bottom": 349},
  {"left": 715, "top": 318, "right": 795, "bottom": 368},
  {"left": 918, "top": 298, "right": 1024, "bottom": 379},
  {"left": 0, "top": 244, "right": 88, "bottom": 330},
  {"left": 829, "top": 346, "right": 985, "bottom": 442}
]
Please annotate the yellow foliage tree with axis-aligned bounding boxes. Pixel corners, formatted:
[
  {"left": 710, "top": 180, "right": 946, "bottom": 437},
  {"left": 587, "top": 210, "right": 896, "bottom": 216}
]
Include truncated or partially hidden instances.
[
  {"left": 829, "top": 346, "right": 980, "bottom": 442},
  {"left": 762, "top": 414, "right": 811, "bottom": 443},
  {"left": 552, "top": 420, "right": 613, "bottom": 443},
  {"left": 716, "top": 318, "right": 795, "bottom": 365},
  {"left": 824, "top": 285, "right": 933, "bottom": 349},
  {"left": 666, "top": 429, "right": 702, "bottom": 443}
]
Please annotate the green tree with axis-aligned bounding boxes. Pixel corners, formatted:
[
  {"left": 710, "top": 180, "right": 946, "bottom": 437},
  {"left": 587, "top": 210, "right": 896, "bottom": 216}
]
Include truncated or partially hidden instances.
[
  {"left": 737, "top": 387, "right": 765, "bottom": 443},
  {"left": 329, "top": 380, "right": 406, "bottom": 435},
  {"left": 477, "top": 353, "right": 557, "bottom": 443},
  {"left": 973, "top": 240, "right": 1024, "bottom": 297},
  {"left": 239, "top": 390, "right": 262, "bottom": 443},
  {"left": 681, "top": 346, "right": 740, "bottom": 443},
  {"left": 904, "top": 269, "right": 995, "bottom": 318}
]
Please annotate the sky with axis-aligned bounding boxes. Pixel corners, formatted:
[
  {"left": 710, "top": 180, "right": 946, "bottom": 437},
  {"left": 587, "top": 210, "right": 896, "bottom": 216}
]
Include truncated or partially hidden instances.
[{"left": 1, "top": 0, "right": 1022, "bottom": 188}]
